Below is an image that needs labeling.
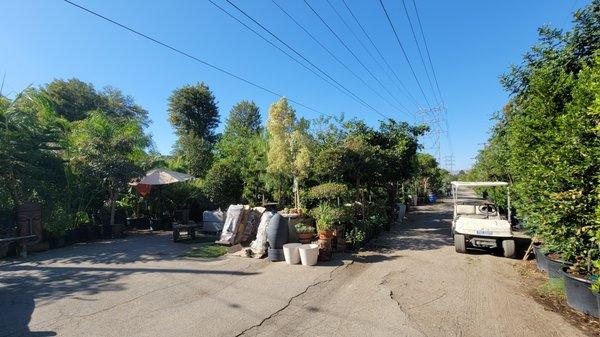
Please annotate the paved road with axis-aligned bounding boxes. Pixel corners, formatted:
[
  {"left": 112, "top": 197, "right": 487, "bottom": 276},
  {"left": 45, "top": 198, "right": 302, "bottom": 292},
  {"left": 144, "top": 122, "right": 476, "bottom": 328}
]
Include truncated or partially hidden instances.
[{"left": 0, "top": 197, "right": 585, "bottom": 337}]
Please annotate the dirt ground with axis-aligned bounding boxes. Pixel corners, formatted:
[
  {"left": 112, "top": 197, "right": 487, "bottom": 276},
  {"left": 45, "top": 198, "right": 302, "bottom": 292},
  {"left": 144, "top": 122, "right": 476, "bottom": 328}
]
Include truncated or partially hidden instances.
[
  {"left": 516, "top": 260, "right": 600, "bottom": 336},
  {"left": 0, "top": 194, "right": 594, "bottom": 337}
]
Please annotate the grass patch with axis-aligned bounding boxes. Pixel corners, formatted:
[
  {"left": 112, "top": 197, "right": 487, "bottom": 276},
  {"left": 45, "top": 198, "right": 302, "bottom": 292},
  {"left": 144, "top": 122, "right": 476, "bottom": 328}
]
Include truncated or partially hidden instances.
[
  {"left": 536, "top": 278, "right": 566, "bottom": 299},
  {"left": 184, "top": 244, "right": 227, "bottom": 258},
  {"left": 178, "top": 233, "right": 218, "bottom": 244}
]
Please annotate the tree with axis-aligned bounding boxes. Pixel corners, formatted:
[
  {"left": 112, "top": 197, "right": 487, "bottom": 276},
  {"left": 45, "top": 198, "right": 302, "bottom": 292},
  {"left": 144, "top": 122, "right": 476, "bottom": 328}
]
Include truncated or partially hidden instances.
[
  {"left": 266, "top": 97, "right": 311, "bottom": 207},
  {"left": 473, "top": 1, "right": 600, "bottom": 278},
  {"left": 69, "top": 112, "right": 150, "bottom": 227},
  {"left": 223, "top": 100, "right": 261, "bottom": 138},
  {"left": 43, "top": 79, "right": 149, "bottom": 125},
  {"left": 202, "top": 161, "right": 243, "bottom": 209},
  {"left": 44, "top": 78, "right": 99, "bottom": 121},
  {"left": 0, "top": 91, "right": 66, "bottom": 215},
  {"left": 173, "top": 132, "right": 214, "bottom": 177},
  {"left": 168, "top": 82, "right": 220, "bottom": 177},
  {"left": 168, "top": 82, "right": 219, "bottom": 143},
  {"left": 98, "top": 86, "right": 149, "bottom": 126}
]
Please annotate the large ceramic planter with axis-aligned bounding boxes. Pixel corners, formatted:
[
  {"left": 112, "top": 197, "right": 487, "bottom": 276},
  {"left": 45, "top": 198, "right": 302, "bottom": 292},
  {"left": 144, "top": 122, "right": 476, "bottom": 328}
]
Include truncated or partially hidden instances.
[
  {"left": 546, "top": 255, "right": 573, "bottom": 279},
  {"left": 298, "top": 244, "right": 319, "bottom": 266},
  {"left": 267, "top": 213, "right": 288, "bottom": 261},
  {"left": 532, "top": 244, "right": 549, "bottom": 272},
  {"left": 561, "top": 267, "right": 599, "bottom": 318},
  {"left": 283, "top": 243, "right": 302, "bottom": 265}
]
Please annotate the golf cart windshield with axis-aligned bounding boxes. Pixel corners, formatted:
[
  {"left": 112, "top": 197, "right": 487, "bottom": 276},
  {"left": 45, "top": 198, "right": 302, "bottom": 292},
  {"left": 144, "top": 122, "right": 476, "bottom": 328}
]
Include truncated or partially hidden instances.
[{"left": 451, "top": 181, "right": 511, "bottom": 224}]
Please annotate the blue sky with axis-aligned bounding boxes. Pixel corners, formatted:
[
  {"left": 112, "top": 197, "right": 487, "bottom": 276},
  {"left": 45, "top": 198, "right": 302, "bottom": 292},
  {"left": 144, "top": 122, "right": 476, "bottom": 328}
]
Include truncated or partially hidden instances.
[{"left": 1, "top": 0, "right": 584, "bottom": 170}]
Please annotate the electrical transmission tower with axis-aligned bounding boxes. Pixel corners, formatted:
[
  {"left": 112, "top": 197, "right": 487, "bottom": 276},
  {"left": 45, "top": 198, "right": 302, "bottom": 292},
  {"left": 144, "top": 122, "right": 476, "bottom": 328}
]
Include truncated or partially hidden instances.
[
  {"left": 444, "top": 154, "right": 455, "bottom": 174},
  {"left": 417, "top": 105, "right": 444, "bottom": 164}
]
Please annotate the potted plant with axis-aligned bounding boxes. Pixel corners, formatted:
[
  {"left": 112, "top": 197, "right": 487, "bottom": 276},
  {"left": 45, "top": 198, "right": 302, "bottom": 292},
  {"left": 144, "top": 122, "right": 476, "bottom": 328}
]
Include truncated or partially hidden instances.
[
  {"left": 295, "top": 223, "right": 315, "bottom": 244},
  {"left": 592, "top": 278, "right": 600, "bottom": 318},
  {"left": 561, "top": 265, "right": 600, "bottom": 318},
  {"left": 345, "top": 227, "right": 365, "bottom": 251},
  {"left": 311, "top": 203, "right": 336, "bottom": 239},
  {"left": 532, "top": 242, "right": 550, "bottom": 272},
  {"left": 118, "top": 191, "right": 145, "bottom": 229}
]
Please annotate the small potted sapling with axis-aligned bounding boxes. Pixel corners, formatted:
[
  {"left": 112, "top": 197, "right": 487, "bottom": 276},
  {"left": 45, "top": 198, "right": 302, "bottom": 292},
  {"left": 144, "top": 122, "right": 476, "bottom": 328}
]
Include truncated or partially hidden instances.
[
  {"left": 295, "top": 223, "right": 315, "bottom": 244},
  {"left": 311, "top": 203, "right": 336, "bottom": 239}
]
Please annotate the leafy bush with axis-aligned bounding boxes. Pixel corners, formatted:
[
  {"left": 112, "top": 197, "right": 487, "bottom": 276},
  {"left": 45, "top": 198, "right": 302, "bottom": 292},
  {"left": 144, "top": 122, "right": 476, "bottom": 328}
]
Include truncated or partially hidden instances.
[
  {"left": 307, "top": 183, "right": 349, "bottom": 202},
  {"left": 345, "top": 227, "right": 366, "bottom": 247},
  {"left": 311, "top": 203, "right": 337, "bottom": 233},
  {"left": 471, "top": 3, "right": 600, "bottom": 277},
  {"left": 202, "top": 161, "right": 243, "bottom": 209}
]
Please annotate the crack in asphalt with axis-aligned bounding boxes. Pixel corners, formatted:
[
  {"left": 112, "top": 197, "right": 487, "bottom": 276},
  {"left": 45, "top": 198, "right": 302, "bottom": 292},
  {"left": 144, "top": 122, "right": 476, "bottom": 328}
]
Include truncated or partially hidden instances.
[
  {"left": 385, "top": 288, "right": 430, "bottom": 337},
  {"left": 73, "top": 280, "right": 191, "bottom": 318},
  {"left": 235, "top": 261, "right": 354, "bottom": 337}
]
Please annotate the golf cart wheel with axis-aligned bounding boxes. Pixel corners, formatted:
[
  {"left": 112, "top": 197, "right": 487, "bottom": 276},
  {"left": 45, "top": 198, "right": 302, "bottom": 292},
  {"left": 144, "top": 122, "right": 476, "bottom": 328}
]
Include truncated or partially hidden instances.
[
  {"left": 502, "top": 239, "right": 516, "bottom": 258},
  {"left": 454, "top": 234, "right": 466, "bottom": 253}
]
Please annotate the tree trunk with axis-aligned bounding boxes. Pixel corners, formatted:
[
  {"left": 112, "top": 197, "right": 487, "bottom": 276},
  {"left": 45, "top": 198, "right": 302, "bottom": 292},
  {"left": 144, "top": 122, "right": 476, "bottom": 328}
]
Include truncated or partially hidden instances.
[
  {"left": 110, "top": 191, "right": 117, "bottom": 227},
  {"left": 385, "top": 181, "right": 397, "bottom": 231}
]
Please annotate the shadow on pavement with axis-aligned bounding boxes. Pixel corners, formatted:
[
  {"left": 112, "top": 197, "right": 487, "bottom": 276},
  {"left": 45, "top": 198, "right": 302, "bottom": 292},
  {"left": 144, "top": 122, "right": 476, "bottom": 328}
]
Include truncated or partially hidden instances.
[
  {"left": 0, "top": 231, "right": 260, "bottom": 336},
  {"left": 32, "top": 232, "right": 193, "bottom": 265}
]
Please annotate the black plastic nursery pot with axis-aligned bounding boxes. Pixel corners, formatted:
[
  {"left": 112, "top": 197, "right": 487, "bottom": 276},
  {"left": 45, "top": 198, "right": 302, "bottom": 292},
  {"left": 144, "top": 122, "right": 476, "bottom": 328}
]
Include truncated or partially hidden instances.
[
  {"left": 561, "top": 267, "right": 600, "bottom": 318},
  {"left": 546, "top": 255, "right": 572, "bottom": 279},
  {"left": 532, "top": 244, "right": 549, "bottom": 272}
]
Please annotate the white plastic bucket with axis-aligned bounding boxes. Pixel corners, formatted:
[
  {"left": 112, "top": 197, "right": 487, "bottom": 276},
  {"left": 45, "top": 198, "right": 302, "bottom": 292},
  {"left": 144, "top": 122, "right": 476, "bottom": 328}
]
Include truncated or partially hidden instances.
[
  {"left": 283, "top": 243, "right": 302, "bottom": 265},
  {"left": 298, "top": 244, "right": 319, "bottom": 266}
]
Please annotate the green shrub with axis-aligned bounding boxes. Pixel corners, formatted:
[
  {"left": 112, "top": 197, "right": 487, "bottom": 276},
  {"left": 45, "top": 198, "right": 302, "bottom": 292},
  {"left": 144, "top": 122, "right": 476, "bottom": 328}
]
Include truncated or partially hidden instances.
[
  {"left": 307, "top": 183, "right": 349, "bottom": 202},
  {"left": 311, "top": 203, "right": 337, "bottom": 233},
  {"left": 346, "top": 227, "right": 366, "bottom": 247}
]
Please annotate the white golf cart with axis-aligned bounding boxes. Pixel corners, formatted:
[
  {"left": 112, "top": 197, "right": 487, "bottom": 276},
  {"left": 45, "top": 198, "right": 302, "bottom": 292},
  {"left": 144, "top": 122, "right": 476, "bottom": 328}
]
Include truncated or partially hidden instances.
[{"left": 451, "top": 181, "right": 515, "bottom": 258}]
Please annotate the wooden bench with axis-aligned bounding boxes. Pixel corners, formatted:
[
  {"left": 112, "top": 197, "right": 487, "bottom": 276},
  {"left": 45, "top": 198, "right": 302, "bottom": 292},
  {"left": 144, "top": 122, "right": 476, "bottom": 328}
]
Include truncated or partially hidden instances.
[
  {"left": 172, "top": 222, "right": 201, "bottom": 242},
  {"left": 0, "top": 235, "right": 37, "bottom": 258}
]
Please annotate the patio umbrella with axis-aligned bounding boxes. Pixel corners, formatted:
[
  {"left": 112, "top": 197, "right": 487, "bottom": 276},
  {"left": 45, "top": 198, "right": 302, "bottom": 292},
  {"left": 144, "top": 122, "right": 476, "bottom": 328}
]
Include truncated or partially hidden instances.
[
  {"left": 139, "top": 168, "right": 194, "bottom": 186},
  {"left": 134, "top": 169, "right": 195, "bottom": 227}
]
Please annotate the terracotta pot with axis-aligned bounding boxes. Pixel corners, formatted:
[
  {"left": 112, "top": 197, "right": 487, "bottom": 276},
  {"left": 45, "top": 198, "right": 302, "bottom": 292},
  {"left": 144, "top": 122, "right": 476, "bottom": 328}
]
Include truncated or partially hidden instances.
[
  {"left": 297, "top": 232, "right": 314, "bottom": 244},
  {"left": 317, "top": 237, "right": 332, "bottom": 261},
  {"left": 318, "top": 230, "right": 334, "bottom": 239}
]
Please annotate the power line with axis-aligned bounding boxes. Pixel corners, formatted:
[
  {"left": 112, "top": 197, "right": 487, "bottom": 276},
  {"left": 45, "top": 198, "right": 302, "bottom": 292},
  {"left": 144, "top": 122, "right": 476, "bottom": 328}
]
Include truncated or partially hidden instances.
[
  {"left": 325, "top": 0, "right": 412, "bottom": 114},
  {"left": 400, "top": 0, "right": 439, "bottom": 105},
  {"left": 378, "top": 0, "right": 432, "bottom": 109},
  {"left": 412, "top": 0, "right": 444, "bottom": 106},
  {"left": 271, "top": 0, "right": 413, "bottom": 119},
  {"left": 411, "top": 0, "right": 452, "bottom": 156},
  {"left": 223, "top": 0, "right": 391, "bottom": 119},
  {"left": 61, "top": 0, "right": 325, "bottom": 115},
  {"left": 208, "top": 0, "right": 344, "bottom": 116},
  {"left": 303, "top": 0, "right": 408, "bottom": 117},
  {"left": 340, "top": 0, "right": 421, "bottom": 109}
]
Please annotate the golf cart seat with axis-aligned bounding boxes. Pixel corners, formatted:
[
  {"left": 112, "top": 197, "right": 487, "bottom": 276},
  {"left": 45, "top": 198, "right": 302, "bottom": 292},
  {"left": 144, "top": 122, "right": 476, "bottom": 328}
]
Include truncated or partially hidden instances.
[{"left": 456, "top": 204, "right": 476, "bottom": 215}]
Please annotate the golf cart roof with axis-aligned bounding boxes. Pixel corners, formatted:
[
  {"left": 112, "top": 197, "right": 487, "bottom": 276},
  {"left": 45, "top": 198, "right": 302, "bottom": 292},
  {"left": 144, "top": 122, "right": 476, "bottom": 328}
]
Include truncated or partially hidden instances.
[{"left": 451, "top": 181, "right": 509, "bottom": 187}]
